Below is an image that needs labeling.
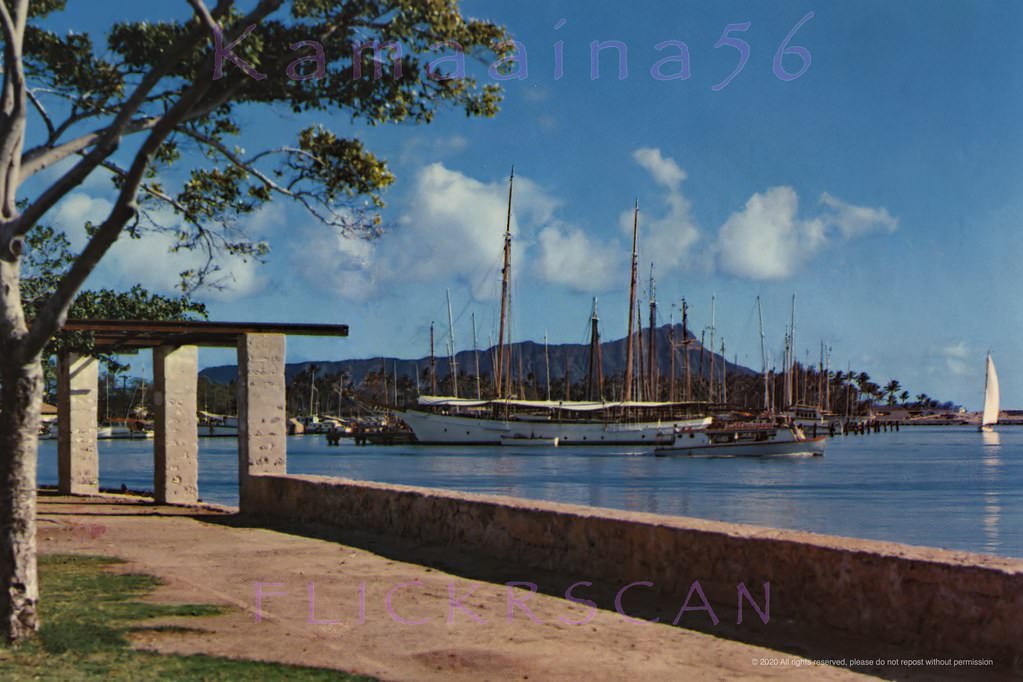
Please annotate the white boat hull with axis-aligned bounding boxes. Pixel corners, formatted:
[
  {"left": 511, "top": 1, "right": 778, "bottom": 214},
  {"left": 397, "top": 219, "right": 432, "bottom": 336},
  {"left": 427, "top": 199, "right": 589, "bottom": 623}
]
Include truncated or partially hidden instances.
[
  {"left": 401, "top": 410, "right": 711, "bottom": 446},
  {"left": 98, "top": 426, "right": 153, "bottom": 440},
  {"left": 656, "top": 426, "right": 826, "bottom": 457}
]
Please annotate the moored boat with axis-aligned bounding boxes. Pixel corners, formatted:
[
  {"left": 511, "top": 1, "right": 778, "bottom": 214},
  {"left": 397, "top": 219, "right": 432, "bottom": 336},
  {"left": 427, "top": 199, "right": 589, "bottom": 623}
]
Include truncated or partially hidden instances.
[
  {"left": 401, "top": 397, "right": 711, "bottom": 446},
  {"left": 654, "top": 420, "right": 825, "bottom": 457}
]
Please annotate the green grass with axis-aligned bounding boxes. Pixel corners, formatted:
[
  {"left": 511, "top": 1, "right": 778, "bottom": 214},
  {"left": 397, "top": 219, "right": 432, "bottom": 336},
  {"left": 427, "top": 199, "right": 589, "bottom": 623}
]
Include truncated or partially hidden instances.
[{"left": 0, "top": 554, "right": 376, "bottom": 680}]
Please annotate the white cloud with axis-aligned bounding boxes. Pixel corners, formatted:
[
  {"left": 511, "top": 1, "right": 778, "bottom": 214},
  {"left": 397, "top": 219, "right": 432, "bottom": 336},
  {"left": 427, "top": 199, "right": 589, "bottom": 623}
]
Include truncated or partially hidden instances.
[
  {"left": 535, "top": 224, "right": 621, "bottom": 292},
  {"left": 820, "top": 192, "right": 898, "bottom": 237},
  {"left": 48, "top": 192, "right": 264, "bottom": 300},
  {"left": 299, "top": 163, "right": 563, "bottom": 301},
  {"left": 716, "top": 188, "right": 897, "bottom": 281},
  {"left": 621, "top": 148, "right": 700, "bottom": 275},
  {"left": 633, "top": 147, "right": 687, "bottom": 189},
  {"left": 716, "top": 186, "right": 825, "bottom": 280},
  {"left": 51, "top": 193, "right": 112, "bottom": 249},
  {"left": 398, "top": 134, "right": 470, "bottom": 164},
  {"left": 299, "top": 228, "right": 379, "bottom": 302}
]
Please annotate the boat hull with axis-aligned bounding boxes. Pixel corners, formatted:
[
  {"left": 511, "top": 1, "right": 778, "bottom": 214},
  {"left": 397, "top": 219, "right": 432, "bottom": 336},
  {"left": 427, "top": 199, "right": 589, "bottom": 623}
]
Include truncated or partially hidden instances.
[
  {"left": 656, "top": 427, "right": 826, "bottom": 458},
  {"left": 400, "top": 410, "right": 711, "bottom": 446}
]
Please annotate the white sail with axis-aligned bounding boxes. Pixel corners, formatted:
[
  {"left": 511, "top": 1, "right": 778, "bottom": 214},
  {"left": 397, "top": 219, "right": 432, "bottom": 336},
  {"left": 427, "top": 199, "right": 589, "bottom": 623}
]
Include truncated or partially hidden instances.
[{"left": 981, "top": 353, "right": 1000, "bottom": 427}]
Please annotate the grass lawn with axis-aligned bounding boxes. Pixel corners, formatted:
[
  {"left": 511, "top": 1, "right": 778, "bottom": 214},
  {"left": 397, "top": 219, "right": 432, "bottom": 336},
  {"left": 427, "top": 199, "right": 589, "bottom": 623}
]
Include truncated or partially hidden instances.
[{"left": 0, "top": 554, "right": 376, "bottom": 680}]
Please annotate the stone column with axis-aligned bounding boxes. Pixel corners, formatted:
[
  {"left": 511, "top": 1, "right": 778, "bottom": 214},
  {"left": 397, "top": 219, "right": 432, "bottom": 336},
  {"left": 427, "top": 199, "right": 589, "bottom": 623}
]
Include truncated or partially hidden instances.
[
  {"left": 57, "top": 353, "right": 99, "bottom": 495},
  {"left": 153, "top": 345, "right": 199, "bottom": 504},
  {"left": 237, "top": 333, "right": 286, "bottom": 507}
]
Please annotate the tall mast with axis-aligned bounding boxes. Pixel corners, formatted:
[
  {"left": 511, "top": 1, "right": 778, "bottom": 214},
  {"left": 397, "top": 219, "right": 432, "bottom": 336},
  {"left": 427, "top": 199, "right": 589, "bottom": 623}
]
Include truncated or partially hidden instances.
[
  {"left": 698, "top": 329, "right": 705, "bottom": 401},
  {"left": 682, "top": 298, "right": 690, "bottom": 402},
  {"left": 783, "top": 327, "right": 791, "bottom": 407},
  {"left": 825, "top": 345, "right": 832, "bottom": 412},
  {"left": 472, "top": 313, "right": 481, "bottom": 400},
  {"left": 586, "top": 298, "right": 604, "bottom": 401},
  {"left": 624, "top": 199, "right": 639, "bottom": 402},
  {"left": 668, "top": 308, "right": 676, "bottom": 403},
  {"left": 544, "top": 331, "right": 551, "bottom": 401},
  {"left": 757, "top": 296, "right": 769, "bottom": 412},
  {"left": 648, "top": 264, "right": 657, "bottom": 401},
  {"left": 818, "top": 341, "right": 825, "bottom": 410},
  {"left": 636, "top": 307, "right": 645, "bottom": 401},
  {"left": 788, "top": 293, "right": 796, "bottom": 408},
  {"left": 506, "top": 287, "right": 514, "bottom": 397},
  {"left": 720, "top": 338, "right": 727, "bottom": 405},
  {"left": 446, "top": 289, "right": 458, "bottom": 398},
  {"left": 496, "top": 166, "right": 514, "bottom": 399},
  {"left": 429, "top": 321, "right": 437, "bottom": 395},
  {"left": 708, "top": 295, "right": 716, "bottom": 403}
]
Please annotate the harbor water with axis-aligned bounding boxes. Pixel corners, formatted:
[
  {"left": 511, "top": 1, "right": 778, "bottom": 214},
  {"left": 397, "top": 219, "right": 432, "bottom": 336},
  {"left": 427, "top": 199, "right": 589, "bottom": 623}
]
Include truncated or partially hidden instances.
[{"left": 37, "top": 426, "right": 1022, "bottom": 559}]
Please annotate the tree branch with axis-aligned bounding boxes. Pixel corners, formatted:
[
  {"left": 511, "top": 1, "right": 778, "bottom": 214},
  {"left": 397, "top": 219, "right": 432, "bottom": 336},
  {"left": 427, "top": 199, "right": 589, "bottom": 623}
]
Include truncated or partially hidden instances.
[
  {"left": 24, "top": 82, "right": 215, "bottom": 357},
  {"left": 24, "top": 88, "right": 55, "bottom": 141},
  {"left": 0, "top": 0, "right": 28, "bottom": 220},
  {"left": 178, "top": 126, "right": 368, "bottom": 232},
  {"left": 23, "top": 0, "right": 288, "bottom": 355},
  {"left": 13, "top": 0, "right": 283, "bottom": 235}
]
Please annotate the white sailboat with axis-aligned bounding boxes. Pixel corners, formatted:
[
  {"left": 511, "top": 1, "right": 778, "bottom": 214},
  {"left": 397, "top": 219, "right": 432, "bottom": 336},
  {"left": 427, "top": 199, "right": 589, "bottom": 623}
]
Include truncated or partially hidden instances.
[{"left": 980, "top": 352, "right": 999, "bottom": 432}]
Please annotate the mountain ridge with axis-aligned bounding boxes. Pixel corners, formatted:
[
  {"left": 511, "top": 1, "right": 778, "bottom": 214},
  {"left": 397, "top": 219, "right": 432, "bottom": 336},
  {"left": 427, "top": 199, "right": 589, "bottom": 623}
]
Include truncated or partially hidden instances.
[{"left": 198, "top": 323, "right": 757, "bottom": 387}]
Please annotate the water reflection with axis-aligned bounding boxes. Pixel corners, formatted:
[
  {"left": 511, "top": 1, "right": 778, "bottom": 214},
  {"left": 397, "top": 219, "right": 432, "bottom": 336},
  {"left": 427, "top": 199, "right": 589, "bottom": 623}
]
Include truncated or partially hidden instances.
[{"left": 983, "top": 491, "right": 1001, "bottom": 554}]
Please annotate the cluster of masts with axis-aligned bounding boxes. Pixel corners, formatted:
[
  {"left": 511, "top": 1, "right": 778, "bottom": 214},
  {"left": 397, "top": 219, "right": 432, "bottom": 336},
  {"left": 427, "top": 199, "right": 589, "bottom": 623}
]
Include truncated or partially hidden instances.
[{"left": 425, "top": 167, "right": 839, "bottom": 412}]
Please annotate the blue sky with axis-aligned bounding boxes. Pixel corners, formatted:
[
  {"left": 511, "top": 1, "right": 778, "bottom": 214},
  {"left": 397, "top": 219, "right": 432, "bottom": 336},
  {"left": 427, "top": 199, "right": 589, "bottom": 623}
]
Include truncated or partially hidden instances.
[{"left": 35, "top": 1, "right": 1023, "bottom": 409}]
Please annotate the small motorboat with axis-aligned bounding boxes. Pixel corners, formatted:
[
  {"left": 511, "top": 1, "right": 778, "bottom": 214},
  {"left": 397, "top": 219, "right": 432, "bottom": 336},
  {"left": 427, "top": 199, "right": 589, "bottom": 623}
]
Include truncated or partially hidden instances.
[{"left": 655, "top": 421, "right": 824, "bottom": 458}]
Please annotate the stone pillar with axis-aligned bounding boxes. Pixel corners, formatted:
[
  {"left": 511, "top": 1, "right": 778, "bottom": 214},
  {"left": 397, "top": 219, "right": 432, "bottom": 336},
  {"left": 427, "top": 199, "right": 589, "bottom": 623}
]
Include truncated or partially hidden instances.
[
  {"left": 57, "top": 353, "right": 99, "bottom": 495},
  {"left": 153, "top": 345, "right": 199, "bottom": 504},
  {"left": 237, "top": 333, "right": 286, "bottom": 507}
]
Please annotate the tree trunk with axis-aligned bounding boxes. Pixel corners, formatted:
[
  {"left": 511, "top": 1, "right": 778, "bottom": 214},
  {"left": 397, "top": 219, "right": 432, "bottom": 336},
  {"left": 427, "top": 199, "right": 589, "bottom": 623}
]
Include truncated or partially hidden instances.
[{"left": 0, "top": 353, "right": 41, "bottom": 641}]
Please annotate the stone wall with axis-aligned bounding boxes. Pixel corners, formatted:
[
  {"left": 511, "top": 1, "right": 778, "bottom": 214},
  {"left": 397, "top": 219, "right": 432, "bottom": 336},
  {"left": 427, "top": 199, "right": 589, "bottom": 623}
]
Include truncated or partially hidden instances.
[{"left": 243, "top": 473, "right": 1023, "bottom": 663}]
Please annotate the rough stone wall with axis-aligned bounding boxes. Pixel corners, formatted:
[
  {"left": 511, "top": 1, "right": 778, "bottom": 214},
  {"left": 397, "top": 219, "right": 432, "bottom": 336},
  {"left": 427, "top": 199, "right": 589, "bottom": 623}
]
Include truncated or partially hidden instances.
[
  {"left": 56, "top": 353, "right": 98, "bottom": 495},
  {"left": 243, "top": 473, "right": 1023, "bottom": 663},
  {"left": 153, "top": 345, "right": 199, "bottom": 504},
  {"left": 236, "top": 334, "right": 287, "bottom": 498}
]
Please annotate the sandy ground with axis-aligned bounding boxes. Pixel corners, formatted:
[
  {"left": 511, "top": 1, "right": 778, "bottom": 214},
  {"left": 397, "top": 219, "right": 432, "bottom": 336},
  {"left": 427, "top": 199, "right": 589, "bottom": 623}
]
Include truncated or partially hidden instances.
[{"left": 34, "top": 492, "right": 978, "bottom": 681}]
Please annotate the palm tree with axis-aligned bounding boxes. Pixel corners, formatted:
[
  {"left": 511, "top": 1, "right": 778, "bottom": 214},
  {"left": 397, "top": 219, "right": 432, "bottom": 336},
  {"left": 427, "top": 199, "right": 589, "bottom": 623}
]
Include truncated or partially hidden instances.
[{"left": 884, "top": 380, "right": 902, "bottom": 406}]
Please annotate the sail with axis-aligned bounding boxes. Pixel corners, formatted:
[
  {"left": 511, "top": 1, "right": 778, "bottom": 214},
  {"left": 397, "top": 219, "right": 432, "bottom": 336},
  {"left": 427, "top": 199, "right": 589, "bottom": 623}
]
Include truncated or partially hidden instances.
[{"left": 982, "top": 353, "right": 1000, "bottom": 427}]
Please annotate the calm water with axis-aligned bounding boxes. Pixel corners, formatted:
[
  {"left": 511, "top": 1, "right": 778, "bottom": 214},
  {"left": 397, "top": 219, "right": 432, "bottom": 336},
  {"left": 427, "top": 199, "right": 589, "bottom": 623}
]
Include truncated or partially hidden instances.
[{"left": 37, "top": 426, "right": 1023, "bottom": 558}]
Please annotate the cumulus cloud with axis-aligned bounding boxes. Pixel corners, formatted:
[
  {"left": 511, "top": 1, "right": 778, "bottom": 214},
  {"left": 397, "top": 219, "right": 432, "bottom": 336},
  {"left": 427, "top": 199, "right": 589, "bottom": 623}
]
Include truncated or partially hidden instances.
[
  {"left": 620, "top": 148, "right": 700, "bottom": 274},
  {"left": 301, "top": 163, "right": 562, "bottom": 301},
  {"left": 716, "top": 188, "right": 898, "bottom": 281},
  {"left": 633, "top": 147, "right": 687, "bottom": 189},
  {"left": 717, "top": 187, "right": 826, "bottom": 280},
  {"left": 820, "top": 192, "right": 898, "bottom": 238},
  {"left": 49, "top": 191, "right": 265, "bottom": 300},
  {"left": 535, "top": 224, "right": 621, "bottom": 291}
]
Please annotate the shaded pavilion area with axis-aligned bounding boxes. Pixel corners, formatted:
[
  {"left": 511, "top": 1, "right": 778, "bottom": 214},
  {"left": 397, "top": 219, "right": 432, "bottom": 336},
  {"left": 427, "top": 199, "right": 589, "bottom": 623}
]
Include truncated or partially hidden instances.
[{"left": 56, "top": 319, "right": 348, "bottom": 503}]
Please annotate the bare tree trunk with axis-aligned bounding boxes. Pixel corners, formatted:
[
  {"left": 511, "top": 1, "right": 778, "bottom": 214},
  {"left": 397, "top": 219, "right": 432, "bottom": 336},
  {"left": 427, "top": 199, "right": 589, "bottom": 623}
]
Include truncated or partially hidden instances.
[{"left": 0, "top": 353, "right": 41, "bottom": 642}]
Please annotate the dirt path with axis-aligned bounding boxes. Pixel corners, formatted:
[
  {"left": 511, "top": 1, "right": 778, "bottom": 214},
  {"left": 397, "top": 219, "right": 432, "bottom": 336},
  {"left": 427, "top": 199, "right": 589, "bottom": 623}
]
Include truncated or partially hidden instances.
[{"left": 37, "top": 493, "right": 878, "bottom": 681}]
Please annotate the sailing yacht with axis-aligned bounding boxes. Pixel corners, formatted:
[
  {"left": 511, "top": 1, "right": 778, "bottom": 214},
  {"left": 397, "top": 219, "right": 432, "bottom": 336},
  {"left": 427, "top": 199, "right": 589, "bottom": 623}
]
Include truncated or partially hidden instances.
[
  {"left": 979, "top": 352, "right": 999, "bottom": 432},
  {"left": 400, "top": 182, "right": 712, "bottom": 446}
]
